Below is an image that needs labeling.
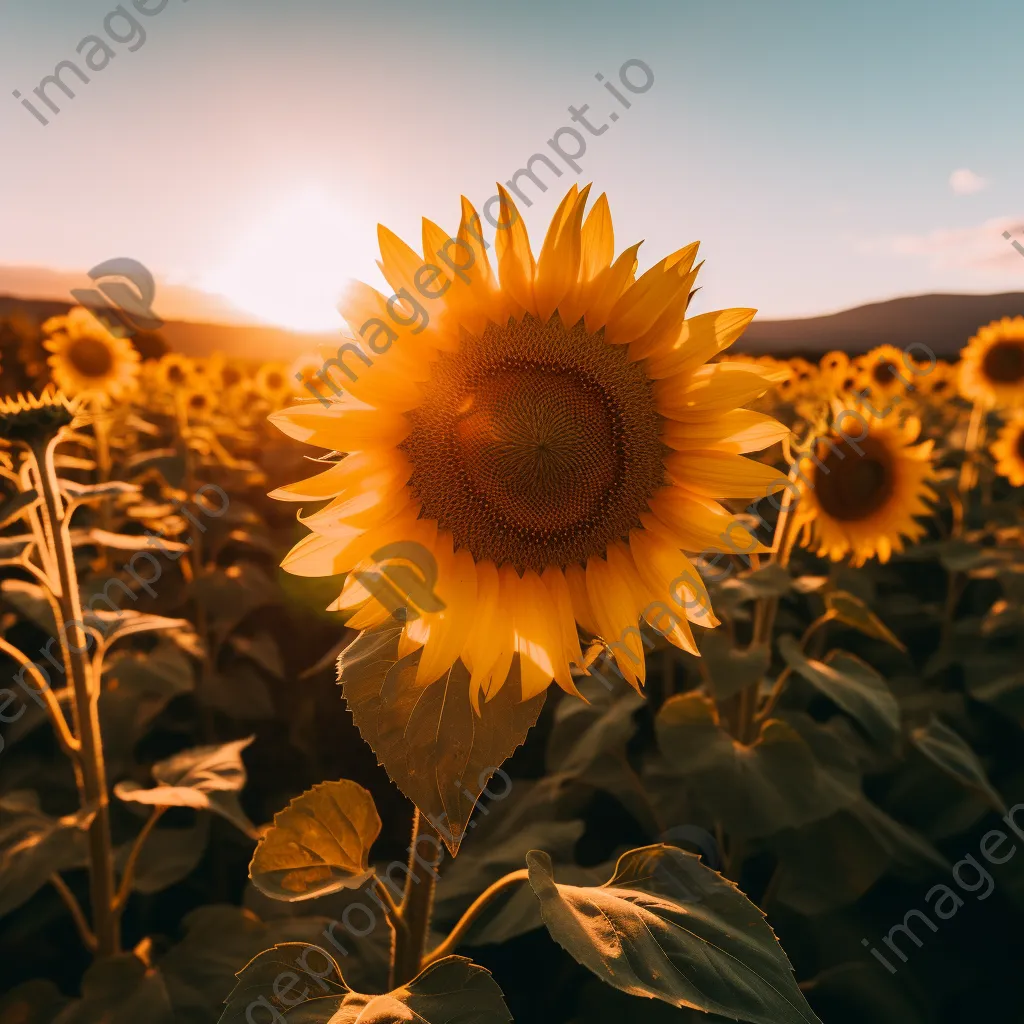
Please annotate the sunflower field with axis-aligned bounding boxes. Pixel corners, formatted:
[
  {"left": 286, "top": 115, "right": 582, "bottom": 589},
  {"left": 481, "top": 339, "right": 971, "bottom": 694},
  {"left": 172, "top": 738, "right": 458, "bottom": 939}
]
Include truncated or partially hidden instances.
[{"left": 2, "top": 187, "right": 1024, "bottom": 1024}]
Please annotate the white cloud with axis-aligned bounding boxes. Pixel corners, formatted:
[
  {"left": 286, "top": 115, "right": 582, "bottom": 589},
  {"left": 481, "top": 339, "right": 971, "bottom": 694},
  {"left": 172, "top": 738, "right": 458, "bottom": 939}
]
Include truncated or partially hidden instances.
[
  {"left": 949, "top": 168, "right": 989, "bottom": 195},
  {"left": 872, "top": 216, "right": 1024, "bottom": 274}
]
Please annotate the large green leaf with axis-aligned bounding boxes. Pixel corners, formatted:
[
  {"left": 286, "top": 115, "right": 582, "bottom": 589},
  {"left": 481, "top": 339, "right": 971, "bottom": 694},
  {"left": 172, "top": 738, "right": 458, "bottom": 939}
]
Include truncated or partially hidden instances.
[
  {"left": 219, "top": 946, "right": 511, "bottom": 1023},
  {"left": 249, "top": 780, "right": 381, "bottom": 901},
  {"left": 655, "top": 693, "right": 857, "bottom": 838},
  {"left": 911, "top": 717, "right": 1005, "bottom": 812},
  {"left": 824, "top": 590, "right": 906, "bottom": 651},
  {"left": 114, "top": 737, "right": 258, "bottom": 837},
  {"left": 770, "top": 799, "right": 946, "bottom": 915},
  {"left": 699, "top": 631, "right": 771, "bottom": 702},
  {"left": 339, "top": 624, "right": 546, "bottom": 855},
  {"left": 52, "top": 953, "right": 173, "bottom": 1023},
  {"left": 0, "top": 792, "right": 92, "bottom": 917},
  {"left": 777, "top": 636, "right": 900, "bottom": 749},
  {"left": 526, "top": 846, "right": 820, "bottom": 1024}
]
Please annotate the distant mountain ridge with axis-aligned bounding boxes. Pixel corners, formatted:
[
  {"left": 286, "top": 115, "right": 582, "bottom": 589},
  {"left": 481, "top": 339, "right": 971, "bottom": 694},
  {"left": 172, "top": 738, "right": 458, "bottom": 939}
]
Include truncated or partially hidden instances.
[
  {"left": 2, "top": 281, "right": 1022, "bottom": 362},
  {"left": 738, "top": 292, "right": 1024, "bottom": 358}
]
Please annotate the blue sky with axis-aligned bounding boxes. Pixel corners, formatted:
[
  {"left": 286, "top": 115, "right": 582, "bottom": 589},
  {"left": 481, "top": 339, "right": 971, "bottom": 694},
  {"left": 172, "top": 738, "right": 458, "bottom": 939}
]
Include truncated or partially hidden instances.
[{"left": 1, "top": 0, "right": 1021, "bottom": 331}]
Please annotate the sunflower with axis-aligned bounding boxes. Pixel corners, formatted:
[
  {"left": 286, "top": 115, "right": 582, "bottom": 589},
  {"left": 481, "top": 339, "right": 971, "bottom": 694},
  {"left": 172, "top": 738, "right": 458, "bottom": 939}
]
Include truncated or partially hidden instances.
[
  {"left": 270, "top": 185, "right": 787, "bottom": 705},
  {"left": 855, "top": 344, "right": 919, "bottom": 405},
  {"left": 184, "top": 388, "right": 215, "bottom": 419},
  {"left": 290, "top": 353, "right": 325, "bottom": 395},
  {"left": 793, "top": 408, "right": 936, "bottom": 566},
  {"left": 155, "top": 353, "right": 195, "bottom": 391},
  {"left": 916, "top": 358, "right": 956, "bottom": 401},
  {"left": 43, "top": 306, "right": 140, "bottom": 404},
  {"left": 255, "top": 362, "right": 292, "bottom": 405},
  {"left": 958, "top": 317, "right": 1024, "bottom": 409},
  {"left": 990, "top": 415, "right": 1024, "bottom": 486},
  {"left": 0, "top": 387, "right": 76, "bottom": 445}
]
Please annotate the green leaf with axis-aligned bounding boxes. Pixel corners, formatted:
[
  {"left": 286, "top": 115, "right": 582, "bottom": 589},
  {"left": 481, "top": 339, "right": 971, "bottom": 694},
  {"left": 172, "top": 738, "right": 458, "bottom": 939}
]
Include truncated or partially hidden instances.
[
  {"left": 116, "top": 817, "right": 210, "bottom": 896},
  {"left": 339, "top": 624, "right": 546, "bottom": 855},
  {"left": 61, "top": 480, "right": 140, "bottom": 501},
  {"left": 911, "top": 717, "right": 1005, "bottom": 812},
  {"left": 655, "top": 693, "right": 857, "bottom": 839},
  {"left": 824, "top": 590, "right": 906, "bottom": 651},
  {"left": 114, "top": 737, "right": 258, "bottom": 837},
  {"left": 87, "top": 528, "right": 190, "bottom": 552},
  {"left": 699, "top": 631, "right": 771, "bottom": 702},
  {"left": 249, "top": 780, "right": 382, "bottom": 901},
  {"left": 51, "top": 953, "right": 173, "bottom": 1023},
  {"left": 771, "top": 799, "right": 946, "bottom": 915},
  {"left": 740, "top": 563, "right": 792, "bottom": 598},
  {"left": 219, "top": 947, "right": 511, "bottom": 1023},
  {"left": 526, "top": 846, "right": 820, "bottom": 1024},
  {"left": 0, "top": 792, "right": 92, "bottom": 918},
  {"left": 777, "top": 636, "right": 900, "bottom": 749},
  {"left": 230, "top": 633, "right": 286, "bottom": 679},
  {"left": 0, "top": 979, "right": 70, "bottom": 1024}
]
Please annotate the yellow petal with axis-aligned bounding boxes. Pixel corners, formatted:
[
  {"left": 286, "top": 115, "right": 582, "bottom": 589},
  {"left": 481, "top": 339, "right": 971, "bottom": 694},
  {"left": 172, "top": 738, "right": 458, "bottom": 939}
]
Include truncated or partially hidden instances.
[
  {"left": 535, "top": 185, "right": 589, "bottom": 323},
  {"left": 583, "top": 242, "right": 642, "bottom": 333},
  {"left": 653, "top": 364, "right": 774, "bottom": 419},
  {"left": 604, "top": 244, "right": 701, "bottom": 345},
  {"left": 662, "top": 410, "right": 791, "bottom": 454},
  {"left": 495, "top": 185, "right": 536, "bottom": 315},
  {"left": 416, "top": 543, "right": 478, "bottom": 687},
  {"left": 269, "top": 402, "right": 408, "bottom": 451},
  {"left": 666, "top": 451, "right": 790, "bottom": 500},
  {"left": 635, "top": 308, "right": 757, "bottom": 377},
  {"left": 515, "top": 569, "right": 560, "bottom": 700}
]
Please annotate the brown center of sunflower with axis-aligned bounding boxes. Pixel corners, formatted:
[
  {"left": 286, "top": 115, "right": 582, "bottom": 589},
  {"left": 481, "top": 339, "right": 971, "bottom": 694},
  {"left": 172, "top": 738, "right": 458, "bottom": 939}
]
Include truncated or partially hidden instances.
[
  {"left": 813, "top": 435, "right": 896, "bottom": 522},
  {"left": 1015, "top": 429, "right": 1024, "bottom": 463},
  {"left": 222, "top": 366, "right": 242, "bottom": 387},
  {"left": 68, "top": 338, "right": 114, "bottom": 378},
  {"left": 266, "top": 372, "right": 284, "bottom": 390},
  {"left": 981, "top": 340, "right": 1024, "bottom": 383},
  {"left": 400, "top": 314, "right": 665, "bottom": 573},
  {"left": 872, "top": 360, "right": 899, "bottom": 386},
  {"left": 167, "top": 365, "right": 187, "bottom": 385}
]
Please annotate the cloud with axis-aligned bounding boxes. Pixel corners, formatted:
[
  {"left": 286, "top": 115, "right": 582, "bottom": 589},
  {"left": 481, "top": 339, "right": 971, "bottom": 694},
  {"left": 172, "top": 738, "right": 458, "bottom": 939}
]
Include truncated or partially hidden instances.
[
  {"left": 949, "top": 168, "right": 989, "bottom": 195},
  {"left": 873, "top": 216, "right": 1024, "bottom": 274}
]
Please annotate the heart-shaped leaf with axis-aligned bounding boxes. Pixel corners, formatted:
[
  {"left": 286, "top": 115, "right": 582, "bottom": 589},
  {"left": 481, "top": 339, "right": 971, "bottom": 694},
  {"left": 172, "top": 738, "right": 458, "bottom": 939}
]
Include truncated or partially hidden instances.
[
  {"left": 526, "top": 846, "right": 820, "bottom": 1024},
  {"left": 700, "top": 631, "right": 771, "bottom": 701},
  {"left": 825, "top": 591, "right": 906, "bottom": 651},
  {"left": 339, "top": 624, "right": 546, "bottom": 855},
  {"left": 249, "top": 780, "right": 382, "bottom": 901},
  {"left": 114, "top": 737, "right": 258, "bottom": 837},
  {"left": 0, "top": 792, "right": 93, "bottom": 917},
  {"left": 219, "top": 946, "right": 511, "bottom": 1023},
  {"left": 911, "top": 717, "right": 1005, "bottom": 812},
  {"left": 51, "top": 953, "right": 173, "bottom": 1023},
  {"left": 777, "top": 636, "right": 900, "bottom": 748},
  {"left": 655, "top": 692, "right": 857, "bottom": 838}
]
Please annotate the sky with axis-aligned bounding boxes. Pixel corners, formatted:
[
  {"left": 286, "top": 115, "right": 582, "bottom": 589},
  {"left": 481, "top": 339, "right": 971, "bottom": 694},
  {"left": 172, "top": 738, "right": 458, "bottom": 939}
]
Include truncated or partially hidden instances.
[{"left": 0, "top": 0, "right": 1022, "bottom": 333}]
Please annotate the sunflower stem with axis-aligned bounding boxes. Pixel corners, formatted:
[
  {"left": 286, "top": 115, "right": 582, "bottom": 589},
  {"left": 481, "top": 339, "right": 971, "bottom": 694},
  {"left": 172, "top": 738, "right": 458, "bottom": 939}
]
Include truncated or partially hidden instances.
[
  {"left": 955, "top": 401, "right": 985, "bottom": 532},
  {"left": 422, "top": 869, "right": 530, "bottom": 969},
  {"left": 391, "top": 809, "right": 441, "bottom": 986},
  {"left": 31, "top": 435, "right": 120, "bottom": 958}
]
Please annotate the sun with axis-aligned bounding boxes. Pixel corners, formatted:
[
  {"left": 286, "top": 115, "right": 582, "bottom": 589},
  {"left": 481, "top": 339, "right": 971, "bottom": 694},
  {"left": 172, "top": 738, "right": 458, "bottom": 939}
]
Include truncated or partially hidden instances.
[{"left": 200, "top": 187, "right": 367, "bottom": 333}]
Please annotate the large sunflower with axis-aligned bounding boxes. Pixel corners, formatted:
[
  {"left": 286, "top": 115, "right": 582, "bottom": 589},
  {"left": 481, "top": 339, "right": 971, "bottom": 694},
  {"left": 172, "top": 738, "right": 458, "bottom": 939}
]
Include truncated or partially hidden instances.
[
  {"left": 271, "top": 185, "right": 788, "bottom": 706},
  {"left": 990, "top": 414, "right": 1024, "bottom": 487},
  {"left": 959, "top": 317, "right": 1024, "bottom": 409},
  {"left": 43, "top": 306, "right": 140, "bottom": 404},
  {"left": 793, "top": 408, "right": 935, "bottom": 566}
]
